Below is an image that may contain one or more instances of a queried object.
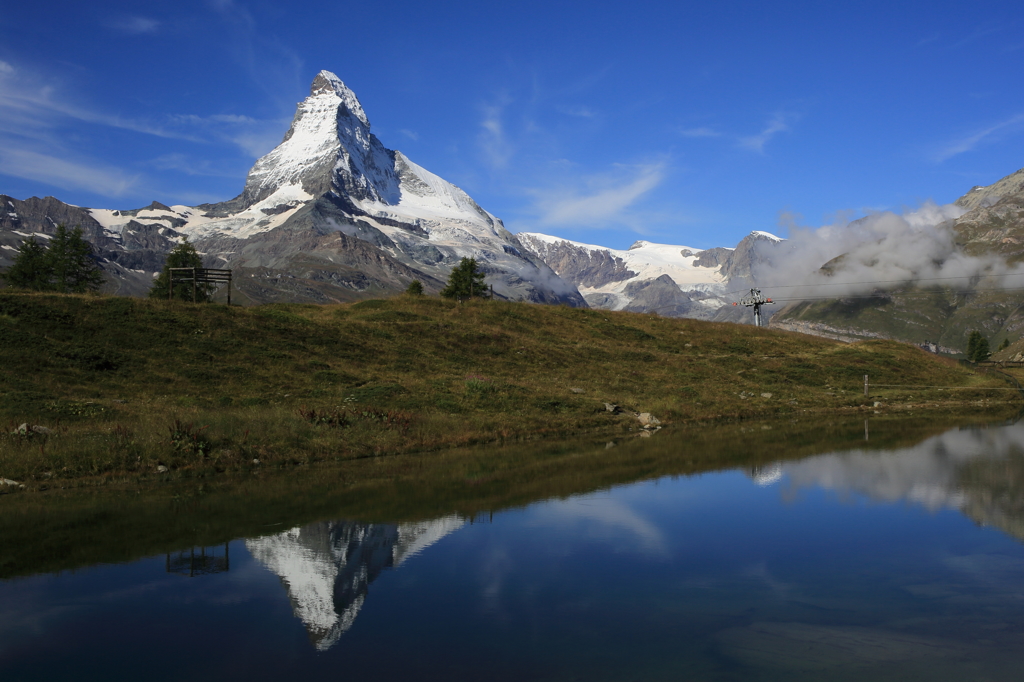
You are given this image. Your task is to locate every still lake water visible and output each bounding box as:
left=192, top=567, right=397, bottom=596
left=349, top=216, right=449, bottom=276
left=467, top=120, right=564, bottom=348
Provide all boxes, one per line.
left=4, top=419, right=1024, bottom=680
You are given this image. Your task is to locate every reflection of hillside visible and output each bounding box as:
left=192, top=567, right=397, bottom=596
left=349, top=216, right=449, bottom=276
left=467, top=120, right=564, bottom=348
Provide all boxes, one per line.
left=775, top=424, right=1024, bottom=544
left=247, top=516, right=463, bottom=650
left=2, top=415, right=1008, bottom=581
left=957, top=447, right=1024, bottom=542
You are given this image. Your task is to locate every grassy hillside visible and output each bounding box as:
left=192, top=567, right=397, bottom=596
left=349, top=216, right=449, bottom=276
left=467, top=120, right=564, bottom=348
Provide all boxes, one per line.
left=773, top=286, right=1024, bottom=352
left=0, top=292, right=1015, bottom=488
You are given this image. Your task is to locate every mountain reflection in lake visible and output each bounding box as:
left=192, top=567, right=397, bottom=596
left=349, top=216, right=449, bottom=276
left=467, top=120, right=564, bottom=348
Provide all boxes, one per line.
left=4, top=419, right=1024, bottom=680
left=245, top=517, right=464, bottom=650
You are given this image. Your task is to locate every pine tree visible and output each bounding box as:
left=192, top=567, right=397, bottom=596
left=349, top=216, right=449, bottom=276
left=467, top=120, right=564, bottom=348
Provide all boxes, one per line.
left=440, top=258, right=486, bottom=300
left=405, top=279, right=424, bottom=295
left=966, top=330, right=990, bottom=362
left=1, top=238, right=53, bottom=290
left=973, top=337, right=991, bottom=362
left=149, top=238, right=215, bottom=302
left=1, top=225, right=102, bottom=293
left=47, top=225, right=104, bottom=293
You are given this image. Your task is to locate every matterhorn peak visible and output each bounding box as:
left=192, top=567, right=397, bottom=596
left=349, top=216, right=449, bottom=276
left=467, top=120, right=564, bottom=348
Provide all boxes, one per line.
left=237, top=69, right=394, bottom=208
left=309, top=70, right=369, bottom=127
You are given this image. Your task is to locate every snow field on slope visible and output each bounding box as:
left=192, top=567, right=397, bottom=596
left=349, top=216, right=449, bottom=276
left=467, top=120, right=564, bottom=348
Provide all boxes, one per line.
left=246, top=92, right=342, bottom=197
left=90, top=185, right=313, bottom=241
left=519, top=233, right=727, bottom=286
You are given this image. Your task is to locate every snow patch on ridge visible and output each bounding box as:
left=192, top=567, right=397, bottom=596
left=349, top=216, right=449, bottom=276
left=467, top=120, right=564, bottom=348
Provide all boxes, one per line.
left=92, top=186, right=312, bottom=240
left=519, top=232, right=729, bottom=311
left=521, top=233, right=725, bottom=287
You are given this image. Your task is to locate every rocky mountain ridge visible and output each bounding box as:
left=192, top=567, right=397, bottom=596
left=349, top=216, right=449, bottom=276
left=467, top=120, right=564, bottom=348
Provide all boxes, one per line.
left=516, top=230, right=786, bottom=322
left=1, top=71, right=584, bottom=306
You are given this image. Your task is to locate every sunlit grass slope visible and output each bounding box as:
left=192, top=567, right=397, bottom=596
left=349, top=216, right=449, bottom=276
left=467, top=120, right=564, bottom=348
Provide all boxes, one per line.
left=0, top=292, right=1013, bottom=487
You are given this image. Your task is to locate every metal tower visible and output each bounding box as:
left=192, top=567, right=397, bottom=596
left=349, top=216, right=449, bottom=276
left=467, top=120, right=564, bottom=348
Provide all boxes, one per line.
left=735, top=288, right=774, bottom=327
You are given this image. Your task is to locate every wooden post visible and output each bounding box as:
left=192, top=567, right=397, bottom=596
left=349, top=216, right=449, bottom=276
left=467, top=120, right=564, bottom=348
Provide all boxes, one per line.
left=864, top=374, right=869, bottom=397
left=192, top=268, right=197, bottom=303
left=227, top=273, right=232, bottom=306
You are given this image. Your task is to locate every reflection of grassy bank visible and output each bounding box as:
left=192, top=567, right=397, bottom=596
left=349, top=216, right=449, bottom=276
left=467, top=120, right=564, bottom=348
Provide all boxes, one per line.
left=0, top=414, right=1007, bottom=580
left=0, top=292, right=1016, bottom=488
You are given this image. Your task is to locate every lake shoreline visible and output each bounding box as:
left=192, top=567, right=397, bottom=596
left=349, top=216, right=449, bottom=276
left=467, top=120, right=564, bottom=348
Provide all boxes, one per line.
left=0, top=411, right=1012, bottom=581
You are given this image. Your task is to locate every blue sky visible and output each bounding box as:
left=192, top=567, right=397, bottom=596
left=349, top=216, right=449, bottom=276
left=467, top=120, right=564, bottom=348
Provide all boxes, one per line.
left=1, top=0, right=1023, bottom=250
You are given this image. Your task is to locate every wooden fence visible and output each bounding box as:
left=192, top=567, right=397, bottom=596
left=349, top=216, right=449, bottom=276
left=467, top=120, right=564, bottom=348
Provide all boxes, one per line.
left=168, top=267, right=232, bottom=304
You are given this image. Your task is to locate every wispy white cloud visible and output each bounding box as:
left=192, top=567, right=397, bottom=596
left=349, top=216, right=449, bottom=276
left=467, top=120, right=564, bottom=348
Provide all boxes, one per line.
left=537, top=497, right=667, bottom=556
left=0, top=146, right=138, bottom=197
left=0, top=65, right=202, bottom=142
left=0, top=62, right=138, bottom=197
left=169, top=113, right=285, bottom=157
left=105, top=16, right=160, bottom=35
left=680, top=126, right=721, bottom=138
left=0, top=58, right=286, bottom=202
left=478, top=95, right=514, bottom=169
left=952, top=25, right=1003, bottom=49
left=556, top=105, right=596, bottom=118
left=179, top=114, right=257, bottom=125
left=530, top=161, right=666, bottom=228
left=398, top=129, right=419, bottom=141
left=738, top=113, right=793, bottom=153
left=148, top=153, right=241, bottom=178
left=932, top=113, right=1024, bottom=162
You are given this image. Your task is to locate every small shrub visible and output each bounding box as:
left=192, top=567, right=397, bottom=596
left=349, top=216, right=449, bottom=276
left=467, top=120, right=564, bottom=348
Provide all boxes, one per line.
left=298, top=406, right=411, bottom=432
left=465, top=374, right=496, bottom=396
left=354, top=408, right=412, bottom=431
left=111, top=424, right=135, bottom=447
left=168, top=419, right=211, bottom=456
left=298, top=406, right=351, bottom=428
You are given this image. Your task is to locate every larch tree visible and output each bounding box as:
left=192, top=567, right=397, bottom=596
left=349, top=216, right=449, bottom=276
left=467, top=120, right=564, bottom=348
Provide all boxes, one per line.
left=440, top=257, right=487, bottom=300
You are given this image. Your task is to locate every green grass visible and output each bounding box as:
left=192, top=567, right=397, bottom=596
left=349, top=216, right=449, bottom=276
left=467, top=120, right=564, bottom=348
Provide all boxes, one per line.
left=0, top=291, right=1016, bottom=488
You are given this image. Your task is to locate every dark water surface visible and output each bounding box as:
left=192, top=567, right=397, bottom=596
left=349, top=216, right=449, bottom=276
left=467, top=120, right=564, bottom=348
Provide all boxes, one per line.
left=4, top=418, right=1024, bottom=680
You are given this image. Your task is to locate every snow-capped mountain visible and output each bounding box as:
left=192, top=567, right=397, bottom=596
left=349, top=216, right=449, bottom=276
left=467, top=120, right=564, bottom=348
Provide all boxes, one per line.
left=1, top=71, right=584, bottom=306
left=247, top=516, right=465, bottom=650
left=517, top=230, right=786, bottom=320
